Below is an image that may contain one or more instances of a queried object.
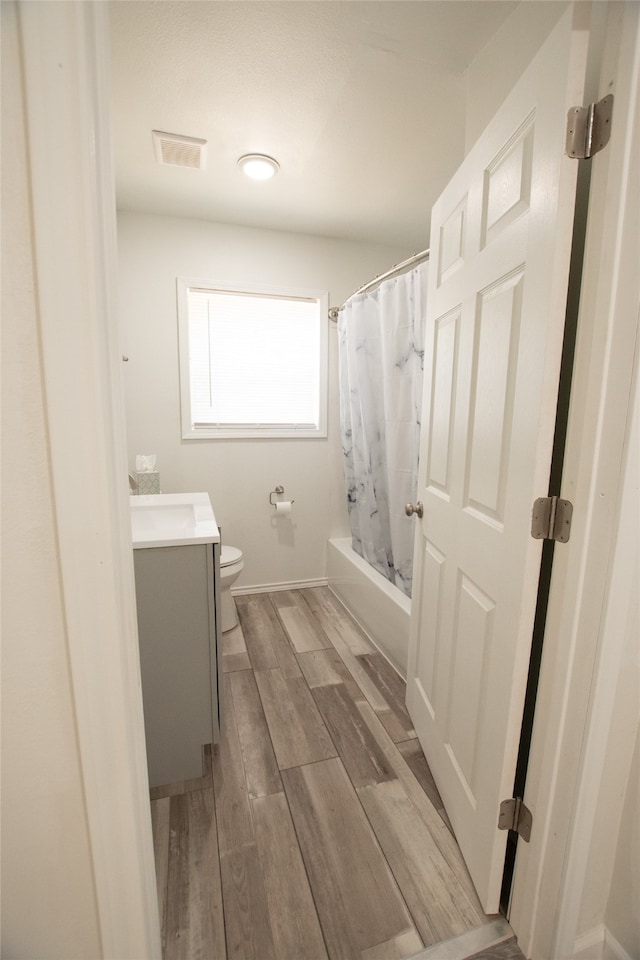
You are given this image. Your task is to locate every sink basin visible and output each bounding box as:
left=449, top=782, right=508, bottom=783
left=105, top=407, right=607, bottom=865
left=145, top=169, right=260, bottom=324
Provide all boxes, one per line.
left=130, top=493, right=219, bottom=549
left=133, top=503, right=196, bottom=532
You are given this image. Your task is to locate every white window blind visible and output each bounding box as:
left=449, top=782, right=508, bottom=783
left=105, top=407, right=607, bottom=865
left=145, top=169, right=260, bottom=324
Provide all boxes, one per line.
left=178, top=279, right=328, bottom=439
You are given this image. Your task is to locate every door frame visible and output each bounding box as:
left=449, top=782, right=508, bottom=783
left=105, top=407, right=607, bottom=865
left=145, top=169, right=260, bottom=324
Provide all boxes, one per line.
left=15, top=2, right=161, bottom=956
left=509, top=3, right=640, bottom=957
left=17, top=1, right=637, bottom=957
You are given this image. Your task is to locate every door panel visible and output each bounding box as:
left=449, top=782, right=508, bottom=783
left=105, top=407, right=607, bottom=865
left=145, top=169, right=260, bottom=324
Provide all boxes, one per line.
left=465, top=268, right=523, bottom=523
left=426, top=308, right=459, bottom=495
left=407, top=4, right=590, bottom=912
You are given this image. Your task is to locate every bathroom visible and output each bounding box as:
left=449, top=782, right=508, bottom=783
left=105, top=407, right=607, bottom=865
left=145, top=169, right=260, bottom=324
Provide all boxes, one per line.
left=116, top=0, right=550, bottom=677
left=3, top=2, right=639, bottom=959
left=113, top=1, right=639, bottom=957
left=114, top=5, right=533, bottom=957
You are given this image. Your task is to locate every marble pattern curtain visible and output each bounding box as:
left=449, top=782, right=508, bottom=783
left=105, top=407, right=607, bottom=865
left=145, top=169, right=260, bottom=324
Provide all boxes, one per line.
left=338, top=261, right=427, bottom=597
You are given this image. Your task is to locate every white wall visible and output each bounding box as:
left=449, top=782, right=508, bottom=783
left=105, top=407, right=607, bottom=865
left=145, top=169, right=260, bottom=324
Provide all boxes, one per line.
left=1, top=4, right=102, bottom=955
left=464, top=0, right=568, bottom=151
left=117, top=211, right=411, bottom=589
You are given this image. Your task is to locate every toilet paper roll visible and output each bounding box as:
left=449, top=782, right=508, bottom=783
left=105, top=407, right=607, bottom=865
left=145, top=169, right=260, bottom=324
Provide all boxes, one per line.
left=275, top=500, right=292, bottom=515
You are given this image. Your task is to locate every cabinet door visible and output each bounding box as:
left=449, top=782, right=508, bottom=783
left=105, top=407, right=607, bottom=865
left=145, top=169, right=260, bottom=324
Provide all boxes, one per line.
left=134, top=544, right=216, bottom=788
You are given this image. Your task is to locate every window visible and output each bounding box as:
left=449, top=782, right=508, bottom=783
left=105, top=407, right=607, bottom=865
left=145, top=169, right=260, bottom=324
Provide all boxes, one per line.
left=177, top=278, right=328, bottom=439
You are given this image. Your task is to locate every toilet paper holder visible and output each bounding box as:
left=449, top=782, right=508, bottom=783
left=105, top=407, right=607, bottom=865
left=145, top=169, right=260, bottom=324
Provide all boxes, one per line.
left=269, top=485, right=295, bottom=507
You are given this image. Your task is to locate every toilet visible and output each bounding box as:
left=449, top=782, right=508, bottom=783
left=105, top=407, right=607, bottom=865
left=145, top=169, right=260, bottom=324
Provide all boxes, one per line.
left=219, top=545, right=244, bottom=632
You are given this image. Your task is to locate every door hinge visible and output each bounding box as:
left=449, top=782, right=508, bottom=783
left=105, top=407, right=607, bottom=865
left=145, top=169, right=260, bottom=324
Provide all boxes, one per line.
left=498, top=797, right=533, bottom=842
left=566, top=95, right=613, bottom=159
left=531, top=496, right=573, bottom=543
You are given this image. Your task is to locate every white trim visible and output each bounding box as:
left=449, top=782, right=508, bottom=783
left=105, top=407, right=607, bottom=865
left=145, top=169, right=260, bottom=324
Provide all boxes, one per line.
left=573, top=926, right=606, bottom=960
left=603, top=929, right=635, bottom=960
left=572, top=925, right=635, bottom=960
left=17, top=3, right=160, bottom=956
left=509, top=4, right=640, bottom=958
left=408, top=918, right=514, bottom=960
left=232, top=577, right=328, bottom=596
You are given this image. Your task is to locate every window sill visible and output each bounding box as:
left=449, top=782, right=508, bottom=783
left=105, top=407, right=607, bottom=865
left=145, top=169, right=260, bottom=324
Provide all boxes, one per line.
left=182, top=426, right=327, bottom=440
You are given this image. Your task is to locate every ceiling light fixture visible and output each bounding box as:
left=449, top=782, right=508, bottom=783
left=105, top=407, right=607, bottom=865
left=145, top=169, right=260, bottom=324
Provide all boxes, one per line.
left=237, top=153, right=280, bottom=181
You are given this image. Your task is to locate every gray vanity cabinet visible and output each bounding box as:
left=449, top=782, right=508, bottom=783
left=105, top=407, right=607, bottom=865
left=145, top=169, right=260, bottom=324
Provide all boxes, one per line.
left=133, top=541, right=220, bottom=788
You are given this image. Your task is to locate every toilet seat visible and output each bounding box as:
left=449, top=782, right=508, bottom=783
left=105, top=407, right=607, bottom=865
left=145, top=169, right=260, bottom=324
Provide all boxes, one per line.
left=220, top=545, right=243, bottom=568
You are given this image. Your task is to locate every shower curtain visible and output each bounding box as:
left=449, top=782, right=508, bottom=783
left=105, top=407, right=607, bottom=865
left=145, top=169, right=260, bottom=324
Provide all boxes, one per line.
left=338, top=261, right=427, bottom=598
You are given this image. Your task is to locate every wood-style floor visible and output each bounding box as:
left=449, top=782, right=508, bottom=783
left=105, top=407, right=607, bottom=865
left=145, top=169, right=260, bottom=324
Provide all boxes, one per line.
left=150, top=586, right=522, bottom=960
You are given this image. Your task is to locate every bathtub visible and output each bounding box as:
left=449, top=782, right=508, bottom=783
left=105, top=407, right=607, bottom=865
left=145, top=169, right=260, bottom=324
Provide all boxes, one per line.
left=327, top=537, right=411, bottom=678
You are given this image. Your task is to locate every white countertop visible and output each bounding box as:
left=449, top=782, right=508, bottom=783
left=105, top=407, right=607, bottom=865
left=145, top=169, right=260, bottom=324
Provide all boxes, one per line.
left=130, top=492, right=220, bottom=549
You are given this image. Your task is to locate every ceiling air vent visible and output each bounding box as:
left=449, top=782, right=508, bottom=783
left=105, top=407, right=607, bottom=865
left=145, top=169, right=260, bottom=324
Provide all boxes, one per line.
left=152, top=130, right=207, bottom=170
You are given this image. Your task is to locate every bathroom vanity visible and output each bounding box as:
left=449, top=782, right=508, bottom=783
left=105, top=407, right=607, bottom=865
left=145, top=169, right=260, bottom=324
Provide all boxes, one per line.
left=130, top=493, right=221, bottom=789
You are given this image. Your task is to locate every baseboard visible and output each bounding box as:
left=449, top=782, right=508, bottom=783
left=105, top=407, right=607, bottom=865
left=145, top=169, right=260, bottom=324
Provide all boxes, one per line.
left=551, top=923, right=635, bottom=960
left=574, top=926, right=606, bottom=960
left=232, top=578, right=408, bottom=680
left=603, top=929, right=635, bottom=960
left=573, top=925, right=634, bottom=960
left=408, top=917, right=514, bottom=959
left=232, top=577, right=328, bottom=596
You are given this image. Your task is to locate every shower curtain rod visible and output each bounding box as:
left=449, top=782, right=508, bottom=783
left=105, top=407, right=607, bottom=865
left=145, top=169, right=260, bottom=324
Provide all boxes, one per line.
left=328, top=247, right=430, bottom=322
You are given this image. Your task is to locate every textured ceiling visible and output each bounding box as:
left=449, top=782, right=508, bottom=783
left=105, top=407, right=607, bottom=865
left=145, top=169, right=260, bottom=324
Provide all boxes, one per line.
left=109, top=1, right=518, bottom=248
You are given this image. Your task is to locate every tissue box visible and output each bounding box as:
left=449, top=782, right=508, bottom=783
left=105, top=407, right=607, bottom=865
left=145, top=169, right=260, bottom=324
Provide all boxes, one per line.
left=136, top=471, right=160, bottom=495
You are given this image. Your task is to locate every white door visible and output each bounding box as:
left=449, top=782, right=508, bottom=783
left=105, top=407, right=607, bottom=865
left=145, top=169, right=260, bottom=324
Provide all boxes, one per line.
left=406, top=5, right=591, bottom=913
